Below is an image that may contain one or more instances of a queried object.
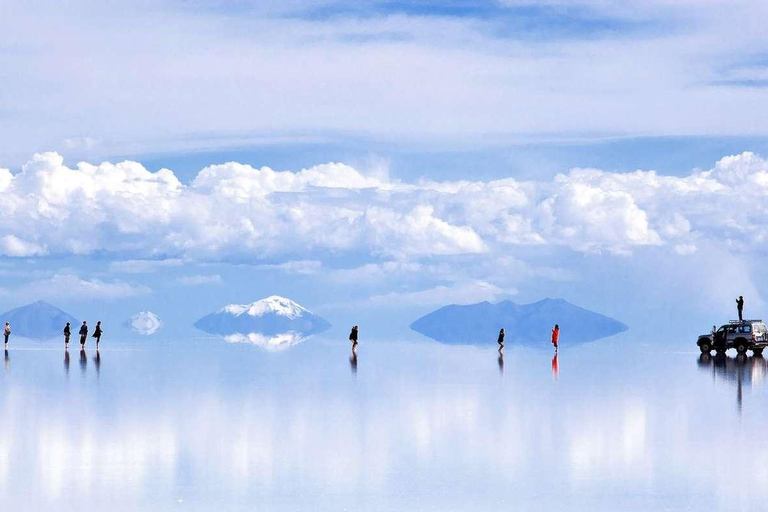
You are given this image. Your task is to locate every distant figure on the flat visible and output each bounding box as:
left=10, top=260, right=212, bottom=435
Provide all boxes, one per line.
left=551, top=324, right=560, bottom=350
left=551, top=351, right=559, bottom=380
left=497, top=328, right=505, bottom=352
left=79, top=321, right=88, bottom=348
left=93, top=321, right=103, bottom=349
left=63, top=322, right=71, bottom=347
left=349, top=325, right=359, bottom=346
left=3, top=322, right=9, bottom=347
left=736, top=296, right=744, bottom=322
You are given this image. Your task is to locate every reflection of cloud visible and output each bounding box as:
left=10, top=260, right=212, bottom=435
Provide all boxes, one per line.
left=222, top=331, right=309, bottom=350
left=128, top=311, right=162, bottom=335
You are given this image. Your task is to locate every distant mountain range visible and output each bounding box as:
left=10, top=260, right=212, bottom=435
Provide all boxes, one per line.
left=194, top=296, right=330, bottom=349
left=0, top=301, right=78, bottom=339
left=410, top=298, right=627, bottom=347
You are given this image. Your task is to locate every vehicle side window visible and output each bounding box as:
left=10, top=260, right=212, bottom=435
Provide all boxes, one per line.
left=743, top=325, right=752, bottom=333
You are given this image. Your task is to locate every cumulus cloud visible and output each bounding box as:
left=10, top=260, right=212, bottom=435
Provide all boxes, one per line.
left=176, top=274, right=222, bottom=286
left=0, top=274, right=150, bottom=300
left=3, top=151, right=768, bottom=261
left=128, top=311, right=162, bottom=335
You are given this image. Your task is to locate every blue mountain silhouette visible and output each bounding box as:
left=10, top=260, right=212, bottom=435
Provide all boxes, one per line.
left=410, top=298, right=627, bottom=346
left=0, top=300, right=79, bottom=339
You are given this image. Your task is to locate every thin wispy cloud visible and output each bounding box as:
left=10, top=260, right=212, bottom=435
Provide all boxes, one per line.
left=2, top=1, right=768, bottom=162
left=176, top=274, right=223, bottom=286
left=0, top=274, right=150, bottom=301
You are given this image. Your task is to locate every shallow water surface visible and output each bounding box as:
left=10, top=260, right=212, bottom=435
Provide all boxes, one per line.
left=0, top=337, right=766, bottom=511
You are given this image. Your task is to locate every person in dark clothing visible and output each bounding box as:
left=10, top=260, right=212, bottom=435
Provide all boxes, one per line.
left=64, top=322, right=71, bottom=347
left=497, top=328, right=505, bottom=352
left=349, top=325, right=359, bottom=346
left=737, top=296, right=744, bottom=322
left=92, top=321, right=103, bottom=349
left=79, top=321, right=88, bottom=348
left=3, top=322, right=9, bottom=347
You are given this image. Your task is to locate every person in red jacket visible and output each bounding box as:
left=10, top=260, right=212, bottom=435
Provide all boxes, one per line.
left=551, top=324, right=560, bottom=350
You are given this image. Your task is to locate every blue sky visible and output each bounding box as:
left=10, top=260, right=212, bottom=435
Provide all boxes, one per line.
left=1, top=0, right=768, bottom=341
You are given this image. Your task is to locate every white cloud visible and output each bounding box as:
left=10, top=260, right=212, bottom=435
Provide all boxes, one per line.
left=356, top=281, right=516, bottom=308
left=2, top=1, right=768, bottom=162
left=128, top=311, right=162, bottom=335
left=3, top=151, right=768, bottom=262
left=254, top=260, right=323, bottom=275
left=110, top=259, right=184, bottom=273
left=0, top=274, right=150, bottom=300
left=176, top=274, right=222, bottom=286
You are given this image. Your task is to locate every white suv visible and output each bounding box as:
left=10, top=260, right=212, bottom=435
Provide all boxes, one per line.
left=698, top=320, right=768, bottom=355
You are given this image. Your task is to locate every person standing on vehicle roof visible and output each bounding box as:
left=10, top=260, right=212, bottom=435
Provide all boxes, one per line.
left=737, top=296, right=744, bottom=322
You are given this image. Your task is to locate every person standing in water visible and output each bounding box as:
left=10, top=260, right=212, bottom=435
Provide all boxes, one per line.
left=497, top=328, right=505, bottom=352
left=92, top=321, right=103, bottom=349
left=63, top=322, right=71, bottom=347
left=551, top=324, right=560, bottom=350
left=736, top=296, right=744, bottom=322
left=349, top=325, right=359, bottom=346
left=3, top=322, right=9, bottom=347
left=79, top=321, right=88, bottom=348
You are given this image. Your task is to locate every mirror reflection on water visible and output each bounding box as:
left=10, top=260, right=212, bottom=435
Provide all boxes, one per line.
left=1, top=336, right=767, bottom=511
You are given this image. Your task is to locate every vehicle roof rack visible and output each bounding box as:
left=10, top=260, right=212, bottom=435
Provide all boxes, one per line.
left=729, top=319, right=763, bottom=324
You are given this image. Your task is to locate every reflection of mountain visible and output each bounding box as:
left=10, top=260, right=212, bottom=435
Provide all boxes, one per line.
left=410, top=298, right=627, bottom=346
left=127, top=311, right=162, bottom=335
left=0, top=301, right=78, bottom=339
left=194, top=296, right=330, bottom=349
left=223, top=332, right=309, bottom=350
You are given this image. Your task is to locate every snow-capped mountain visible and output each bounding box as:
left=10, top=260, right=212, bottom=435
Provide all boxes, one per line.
left=0, top=301, right=79, bottom=339
left=194, top=296, right=330, bottom=345
left=410, top=298, right=627, bottom=347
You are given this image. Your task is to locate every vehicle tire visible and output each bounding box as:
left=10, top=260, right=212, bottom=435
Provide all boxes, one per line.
left=699, top=341, right=712, bottom=353
left=754, top=348, right=764, bottom=356
left=736, top=341, right=749, bottom=355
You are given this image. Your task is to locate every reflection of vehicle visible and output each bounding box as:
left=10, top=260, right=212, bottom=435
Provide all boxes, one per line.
left=697, top=320, right=768, bottom=355
left=697, top=353, right=767, bottom=411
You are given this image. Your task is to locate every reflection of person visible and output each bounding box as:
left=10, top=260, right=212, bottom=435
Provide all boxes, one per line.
left=79, top=321, right=88, bottom=347
left=498, top=351, right=504, bottom=374
left=3, top=322, right=9, bottom=347
left=551, top=324, right=560, bottom=350
left=64, top=322, right=71, bottom=346
left=551, top=351, right=559, bottom=379
left=497, top=328, right=505, bottom=352
left=349, top=345, right=357, bottom=375
left=79, top=349, right=87, bottom=374
left=737, top=296, right=744, bottom=322
left=64, top=348, right=70, bottom=376
left=92, top=321, right=103, bottom=349
left=349, top=325, right=359, bottom=346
